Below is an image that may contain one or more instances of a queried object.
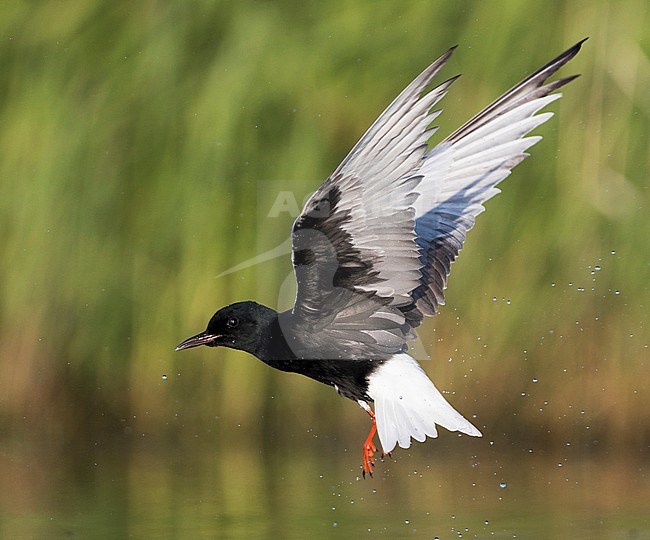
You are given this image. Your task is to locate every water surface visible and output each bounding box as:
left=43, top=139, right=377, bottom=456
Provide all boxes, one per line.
left=2, top=433, right=648, bottom=539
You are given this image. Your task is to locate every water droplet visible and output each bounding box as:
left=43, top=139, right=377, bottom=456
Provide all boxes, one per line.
left=161, top=374, right=167, bottom=380
left=499, top=482, right=507, bottom=489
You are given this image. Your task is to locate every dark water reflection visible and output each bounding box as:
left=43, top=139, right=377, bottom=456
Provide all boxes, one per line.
left=2, top=433, right=648, bottom=539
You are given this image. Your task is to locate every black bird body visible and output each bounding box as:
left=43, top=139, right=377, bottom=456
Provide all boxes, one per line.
left=177, top=40, right=585, bottom=476
left=183, top=301, right=379, bottom=401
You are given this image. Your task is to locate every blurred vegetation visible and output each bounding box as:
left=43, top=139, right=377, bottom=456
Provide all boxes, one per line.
left=0, top=0, right=648, bottom=468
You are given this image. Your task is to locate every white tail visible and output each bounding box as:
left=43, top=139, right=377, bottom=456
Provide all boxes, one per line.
left=367, top=353, right=481, bottom=453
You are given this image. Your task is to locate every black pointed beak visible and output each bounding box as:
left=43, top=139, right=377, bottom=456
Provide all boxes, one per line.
left=175, top=331, right=220, bottom=351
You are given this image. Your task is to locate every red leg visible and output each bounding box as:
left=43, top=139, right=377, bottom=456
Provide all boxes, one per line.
left=362, top=409, right=378, bottom=478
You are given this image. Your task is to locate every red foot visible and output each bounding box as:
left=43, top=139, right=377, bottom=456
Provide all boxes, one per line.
left=361, top=410, right=378, bottom=478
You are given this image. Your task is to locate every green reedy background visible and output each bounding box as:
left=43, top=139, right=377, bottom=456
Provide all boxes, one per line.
left=1, top=1, right=648, bottom=459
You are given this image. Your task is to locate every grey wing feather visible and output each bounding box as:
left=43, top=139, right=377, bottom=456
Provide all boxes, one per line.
left=288, top=49, right=460, bottom=355
left=404, top=39, right=585, bottom=322
left=285, top=40, right=585, bottom=356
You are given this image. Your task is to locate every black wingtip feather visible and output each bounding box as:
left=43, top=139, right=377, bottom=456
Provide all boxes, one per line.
left=425, top=73, right=462, bottom=96
left=545, top=73, right=582, bottom=93
left=442, top=40, right=586, bottom=145
left=557, top=37, right=589, bottom=63
left=532, top=38, right=588, bottom=82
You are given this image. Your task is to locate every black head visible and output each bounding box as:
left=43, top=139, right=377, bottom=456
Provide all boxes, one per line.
left=175, top=301, right=277, bottom=356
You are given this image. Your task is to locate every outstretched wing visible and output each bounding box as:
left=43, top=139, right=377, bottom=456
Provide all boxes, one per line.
left=287, top=49, right=458, bottom=357
left=285, top=40, right=584, bottom=357
left=403, top=39, right=586, bottom=325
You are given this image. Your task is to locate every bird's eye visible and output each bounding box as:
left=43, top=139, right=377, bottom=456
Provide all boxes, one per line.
left=226, top=317, right=239, bottom=328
